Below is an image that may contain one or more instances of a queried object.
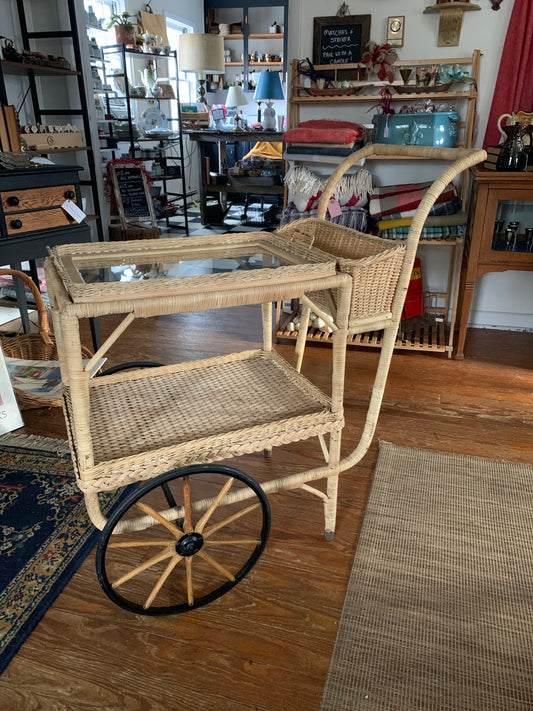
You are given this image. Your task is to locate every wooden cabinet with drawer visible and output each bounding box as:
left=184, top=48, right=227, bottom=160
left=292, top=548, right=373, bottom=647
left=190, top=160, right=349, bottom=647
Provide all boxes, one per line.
left=0, top=164, right=83, bottom=239
left=0, top=164, right=91, bottom=266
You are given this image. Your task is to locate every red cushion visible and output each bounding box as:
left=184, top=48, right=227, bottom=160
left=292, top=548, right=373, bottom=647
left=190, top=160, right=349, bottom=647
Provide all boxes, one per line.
left=297, top=120, right=364, bottom=132
left=283, top=119, right=364, bottom=145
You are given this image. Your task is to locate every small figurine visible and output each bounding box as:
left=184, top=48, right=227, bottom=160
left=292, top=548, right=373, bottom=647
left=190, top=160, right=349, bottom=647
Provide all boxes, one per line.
left=337, top=3, right=350, bottom=17
left=1, top=37, right=23, bottom=63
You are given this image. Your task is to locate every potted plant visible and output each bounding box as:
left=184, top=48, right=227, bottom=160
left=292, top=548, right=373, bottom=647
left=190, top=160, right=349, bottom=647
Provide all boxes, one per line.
left=107, top=11, right=137, bottom=47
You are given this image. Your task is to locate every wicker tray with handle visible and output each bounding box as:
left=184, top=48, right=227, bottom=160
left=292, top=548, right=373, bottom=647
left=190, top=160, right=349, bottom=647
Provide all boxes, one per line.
left=0, top=268, right=92, bottom=410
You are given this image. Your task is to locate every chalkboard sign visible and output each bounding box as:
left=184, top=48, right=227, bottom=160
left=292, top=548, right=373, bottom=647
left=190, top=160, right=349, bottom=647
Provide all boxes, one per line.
left=109, top=162, right=157, bottom=229
left=313, top=15, right=370, bottom=66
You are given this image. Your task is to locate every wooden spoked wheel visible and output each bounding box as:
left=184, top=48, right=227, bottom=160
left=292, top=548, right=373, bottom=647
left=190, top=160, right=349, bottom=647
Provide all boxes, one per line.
left=95, top=465, right=271, bottom=615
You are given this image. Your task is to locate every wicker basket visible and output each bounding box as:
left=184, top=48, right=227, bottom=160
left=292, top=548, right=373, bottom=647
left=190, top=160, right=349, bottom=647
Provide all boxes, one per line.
left=276, top=216, right=406, bottom=326
left=109, top=224, right=162, bottom=241
left=0, top=268, right=92, bottom=410
left=277, top=144, right=490, bottom=333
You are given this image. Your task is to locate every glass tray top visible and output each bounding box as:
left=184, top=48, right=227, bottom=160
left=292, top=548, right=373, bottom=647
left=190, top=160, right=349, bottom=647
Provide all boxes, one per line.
left=76, top=250, right=293, bottom=286
left=48, top=234, right=338, bottom=303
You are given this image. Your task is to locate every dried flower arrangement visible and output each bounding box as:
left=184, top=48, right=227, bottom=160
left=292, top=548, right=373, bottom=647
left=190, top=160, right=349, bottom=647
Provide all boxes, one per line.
left=361, top=41, right=398, bottom=83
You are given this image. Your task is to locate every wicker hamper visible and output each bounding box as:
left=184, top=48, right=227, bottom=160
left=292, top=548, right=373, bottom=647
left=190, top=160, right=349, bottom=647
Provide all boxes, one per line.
left=0, top=268, right=92, bottom=410
left=109, top=223, right=162, bottom=241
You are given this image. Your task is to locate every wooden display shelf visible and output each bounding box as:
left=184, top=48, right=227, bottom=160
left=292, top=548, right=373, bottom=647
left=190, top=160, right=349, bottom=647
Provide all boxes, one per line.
left=1, top=59, right=80, bottom=76
left=276, top=307, right=449, bottom=354
left=221, top=33, right=284, bottom=40
left=30, top=146, right=89, bottom=155
left=291, top=90, right=473, bottom=103
left=206, top=183, right=284, bottom=196
left=225, top=61, right=282, bottom=67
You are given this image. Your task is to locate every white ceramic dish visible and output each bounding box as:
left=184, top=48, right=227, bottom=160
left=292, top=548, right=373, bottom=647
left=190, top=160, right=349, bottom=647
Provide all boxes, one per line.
left=140, top=107, right=167, bottom=132
left=145, top=128, right=174, bottom=138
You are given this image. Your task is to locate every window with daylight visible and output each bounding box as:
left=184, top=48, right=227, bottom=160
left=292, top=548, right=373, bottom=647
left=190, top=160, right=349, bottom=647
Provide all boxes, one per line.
left=164, top=16, right=196, bottom=107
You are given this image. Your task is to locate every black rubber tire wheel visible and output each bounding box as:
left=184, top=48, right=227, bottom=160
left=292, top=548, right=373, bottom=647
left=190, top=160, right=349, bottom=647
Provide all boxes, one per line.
left=95, top=464, right=270, bottom=615
left=96, top=361, right=163, bottom=377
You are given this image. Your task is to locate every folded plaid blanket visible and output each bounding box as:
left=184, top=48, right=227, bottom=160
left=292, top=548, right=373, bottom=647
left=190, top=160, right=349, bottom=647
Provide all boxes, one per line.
left=369, top=181, right=459, bottom=218
left=371, top=180, right=434, bottom=198
left=377, top=211, right=466, bottom=231
left=375, top=198, right=463, bottom=221
left=380, top=225, right=465, bottom=240
left=281, top=203, right=368, bottom=232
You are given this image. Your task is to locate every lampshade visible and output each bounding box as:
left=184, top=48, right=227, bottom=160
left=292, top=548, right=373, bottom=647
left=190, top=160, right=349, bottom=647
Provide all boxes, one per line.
left=225, top=85, right=249, bottom=108
left=178, top=33, right=225, bottom=74
left=253, top=70, right=284, bottom=101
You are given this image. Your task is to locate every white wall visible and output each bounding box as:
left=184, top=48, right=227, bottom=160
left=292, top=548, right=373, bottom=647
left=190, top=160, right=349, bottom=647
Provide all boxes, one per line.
left=286, top=0, right=533, bottom=332
left=136, top=0, right=204, bottom=33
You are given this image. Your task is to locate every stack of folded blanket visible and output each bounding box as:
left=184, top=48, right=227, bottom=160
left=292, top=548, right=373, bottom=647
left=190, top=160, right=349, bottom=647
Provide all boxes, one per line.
left=281, top=163, right=372, bottom=231
left=369, top=180, right=465, bottom=240
left=283, top=119, right=365, bottom=158
left=280, top=203, right=369, bottom=232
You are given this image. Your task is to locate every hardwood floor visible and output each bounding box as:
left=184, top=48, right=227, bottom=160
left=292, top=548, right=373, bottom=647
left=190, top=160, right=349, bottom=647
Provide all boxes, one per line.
left=0, top=309, right=531, bottom=711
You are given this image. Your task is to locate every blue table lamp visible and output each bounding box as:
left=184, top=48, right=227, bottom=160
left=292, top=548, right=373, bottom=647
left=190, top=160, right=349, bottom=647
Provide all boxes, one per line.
left=253, top=70, right=284, bottom=130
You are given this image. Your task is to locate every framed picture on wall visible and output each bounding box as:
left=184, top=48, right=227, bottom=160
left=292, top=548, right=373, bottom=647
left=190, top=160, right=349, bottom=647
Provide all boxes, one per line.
left=313, top=15, right=371, bottom=65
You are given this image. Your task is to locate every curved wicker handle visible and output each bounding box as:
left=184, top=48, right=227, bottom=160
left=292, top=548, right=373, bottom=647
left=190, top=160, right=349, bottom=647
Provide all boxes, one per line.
left=0, top=268, right=53, bottom=345
left=316, top=144, right=487, bottom=220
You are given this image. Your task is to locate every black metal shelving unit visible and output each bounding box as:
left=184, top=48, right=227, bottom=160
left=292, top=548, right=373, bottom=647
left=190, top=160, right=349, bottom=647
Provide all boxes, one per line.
left=100, top=44, right=189, bottom=234
left=0, top=0, right=105, bottom=242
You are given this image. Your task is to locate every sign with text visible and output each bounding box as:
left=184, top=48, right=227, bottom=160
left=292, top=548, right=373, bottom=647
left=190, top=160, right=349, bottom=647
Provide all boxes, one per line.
left=313, top=15, right=371, bottom=66
left=109, top=162, right=157, bottom=229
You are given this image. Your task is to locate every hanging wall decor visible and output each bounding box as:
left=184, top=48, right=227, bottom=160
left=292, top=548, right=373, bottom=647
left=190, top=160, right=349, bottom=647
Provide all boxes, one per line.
left=423, top=2, right=481, bottom=47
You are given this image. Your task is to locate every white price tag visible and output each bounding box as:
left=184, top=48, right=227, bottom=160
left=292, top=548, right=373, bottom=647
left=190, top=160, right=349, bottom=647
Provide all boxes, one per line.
left=62, top=199, right=86, bottom=223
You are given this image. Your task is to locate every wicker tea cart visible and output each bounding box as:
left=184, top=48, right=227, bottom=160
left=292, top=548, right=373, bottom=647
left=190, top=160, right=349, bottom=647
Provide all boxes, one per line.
left=44, top=145, right=485, bottom=615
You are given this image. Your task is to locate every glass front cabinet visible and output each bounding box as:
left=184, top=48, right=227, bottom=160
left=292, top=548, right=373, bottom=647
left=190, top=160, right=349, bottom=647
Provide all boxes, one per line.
left=455, top=167, right=533, bottom=358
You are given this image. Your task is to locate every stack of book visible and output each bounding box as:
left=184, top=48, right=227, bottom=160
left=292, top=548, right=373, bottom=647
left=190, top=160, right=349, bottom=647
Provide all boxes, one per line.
left=484, top=145, right=532, bottom=171
left=484, top=146, right=500, bottom=170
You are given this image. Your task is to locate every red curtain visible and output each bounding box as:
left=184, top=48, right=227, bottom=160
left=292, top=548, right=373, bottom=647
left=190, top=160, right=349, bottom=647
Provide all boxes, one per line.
left=483, top=0, right=533, bottom=148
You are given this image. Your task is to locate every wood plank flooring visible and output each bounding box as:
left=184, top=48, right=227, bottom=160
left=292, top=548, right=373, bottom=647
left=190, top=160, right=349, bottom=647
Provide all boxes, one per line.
left=1, top=308, right=531, bottom=710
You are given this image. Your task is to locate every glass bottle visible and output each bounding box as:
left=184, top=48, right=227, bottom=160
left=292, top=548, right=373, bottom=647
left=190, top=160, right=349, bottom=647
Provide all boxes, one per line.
left=496, top=124, right=528, bottom=171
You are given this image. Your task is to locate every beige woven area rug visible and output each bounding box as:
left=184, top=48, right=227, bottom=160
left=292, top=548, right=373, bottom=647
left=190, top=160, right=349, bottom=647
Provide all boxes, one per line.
left=321, top=441, right=533, bottom=711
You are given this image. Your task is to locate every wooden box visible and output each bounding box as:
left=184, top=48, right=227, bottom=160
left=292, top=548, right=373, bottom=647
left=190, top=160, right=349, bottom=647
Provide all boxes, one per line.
left=24, top=132, right=84, bottom=152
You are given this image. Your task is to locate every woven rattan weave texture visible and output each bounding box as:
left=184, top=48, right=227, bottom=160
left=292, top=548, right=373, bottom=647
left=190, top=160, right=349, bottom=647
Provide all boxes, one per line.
left=45, top=144, right=487, bottom=537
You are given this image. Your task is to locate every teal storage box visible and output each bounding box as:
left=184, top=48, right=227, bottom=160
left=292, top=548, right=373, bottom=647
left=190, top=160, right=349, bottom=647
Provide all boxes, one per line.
left=372, top=111, right=460, bottom=148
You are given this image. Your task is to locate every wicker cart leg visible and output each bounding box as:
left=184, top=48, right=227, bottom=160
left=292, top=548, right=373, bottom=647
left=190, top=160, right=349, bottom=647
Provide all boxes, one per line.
left=323, top=428, right=342, bottom=540
left=261, top=302, right=274, bottom=458
left=261, top=302, right=273, bottom=351
left=294, top=303, right=311, bottom=373
left=324, top=473, right=339, bottom=541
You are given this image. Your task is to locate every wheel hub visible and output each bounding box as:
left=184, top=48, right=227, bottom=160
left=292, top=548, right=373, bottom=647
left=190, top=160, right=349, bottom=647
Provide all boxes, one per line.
left=176, top=531, right=204, bottom=557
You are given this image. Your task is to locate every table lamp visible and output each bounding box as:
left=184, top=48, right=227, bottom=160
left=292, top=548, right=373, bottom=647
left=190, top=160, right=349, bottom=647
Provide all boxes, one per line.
left=225, top=85, right=248, bottom=131
left=253, top=70, right=284, bottom=130
left=178, top=33, right=225, bottom=108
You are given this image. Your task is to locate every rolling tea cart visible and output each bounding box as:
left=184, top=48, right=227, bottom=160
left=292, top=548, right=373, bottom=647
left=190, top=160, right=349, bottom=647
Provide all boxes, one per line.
left=44, top=144, right=485, bottom=615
